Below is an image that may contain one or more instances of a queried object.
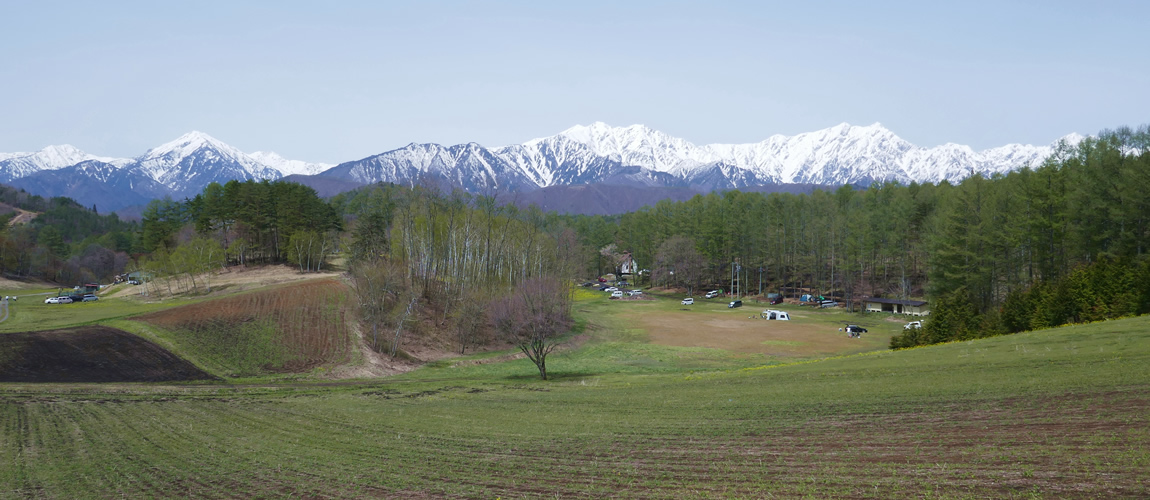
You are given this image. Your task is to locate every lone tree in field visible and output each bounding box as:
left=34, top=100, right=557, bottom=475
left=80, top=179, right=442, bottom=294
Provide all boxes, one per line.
left=490, top=277, right=572, bottom=380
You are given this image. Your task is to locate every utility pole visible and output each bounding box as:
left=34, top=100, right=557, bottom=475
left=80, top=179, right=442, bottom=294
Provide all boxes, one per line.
left=729, top=262, right=735, bottom=298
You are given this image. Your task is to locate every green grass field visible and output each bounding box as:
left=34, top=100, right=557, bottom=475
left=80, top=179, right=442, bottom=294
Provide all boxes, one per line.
left=1, top=277, right=1147, bottom=497
left=0, top=285, right=196, bottom=334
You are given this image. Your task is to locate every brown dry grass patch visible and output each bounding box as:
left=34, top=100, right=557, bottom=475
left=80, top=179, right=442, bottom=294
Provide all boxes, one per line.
left=132, top=279, right=356, bottom=376
left=639, top=313, right=867, bottom=357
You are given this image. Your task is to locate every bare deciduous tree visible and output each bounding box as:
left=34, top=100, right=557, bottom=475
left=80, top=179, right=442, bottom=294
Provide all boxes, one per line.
left=489, top=277, right=572, bottom=380
left=450, top=289, right=489, bottom=354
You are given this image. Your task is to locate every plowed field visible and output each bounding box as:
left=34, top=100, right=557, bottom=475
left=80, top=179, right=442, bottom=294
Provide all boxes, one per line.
left=0, top=326, right=215, bottom=382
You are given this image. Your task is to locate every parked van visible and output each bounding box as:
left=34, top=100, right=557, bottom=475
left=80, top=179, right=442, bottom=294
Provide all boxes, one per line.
left=610, top=291, right=624, bottom=299
left=727, top=300, right=743, bottom=308
left=761, top=309, right=790, bottom=320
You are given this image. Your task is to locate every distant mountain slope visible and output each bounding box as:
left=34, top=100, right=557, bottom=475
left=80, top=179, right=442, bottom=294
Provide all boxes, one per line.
left=510, top=182, right=835, bottom=215
left=512, top=184, right=702, bottom=215
left=279, top=174, right=364, bottom=198
left=9, top=160, right=170, bottom=212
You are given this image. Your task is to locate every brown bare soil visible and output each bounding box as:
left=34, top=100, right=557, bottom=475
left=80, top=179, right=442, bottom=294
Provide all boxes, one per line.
left=639, top=312, right=863, bottom=356
left=5, top=208, right=38, bottom=226
left=106, top=264, right=342, bottom=300
left=0, top=326, right=216, bottom=382
left=0, top=275, right=55, bottom=290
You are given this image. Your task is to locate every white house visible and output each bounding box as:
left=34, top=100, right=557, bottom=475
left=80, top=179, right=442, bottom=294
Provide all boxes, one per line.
left=863, top=297, right=930, bottom=316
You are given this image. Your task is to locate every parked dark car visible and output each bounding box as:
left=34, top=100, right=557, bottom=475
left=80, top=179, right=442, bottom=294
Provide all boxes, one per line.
left=728, top=300, right=743, bottom=308
left=845, top=325, right=867, bottom=338
left=767, top=293, right=783, bottom=305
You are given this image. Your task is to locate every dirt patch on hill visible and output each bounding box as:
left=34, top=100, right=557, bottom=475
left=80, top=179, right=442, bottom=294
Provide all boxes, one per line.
left=6, top=208, right=38, bottom=226
left=638, top=313, right=862, bottom=356
left=0, top=326, right=216, bottom=382
left=106, top=264, right=342, bottom=300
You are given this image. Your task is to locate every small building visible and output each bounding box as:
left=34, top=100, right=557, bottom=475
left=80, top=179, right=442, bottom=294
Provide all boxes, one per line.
left=618, top=252, right=638, bottom=276
left=863, top=297, right=930, bottom=316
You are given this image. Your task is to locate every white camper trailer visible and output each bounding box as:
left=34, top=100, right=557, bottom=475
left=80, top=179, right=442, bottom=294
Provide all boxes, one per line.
left=761, top=309, right=790, bottom=320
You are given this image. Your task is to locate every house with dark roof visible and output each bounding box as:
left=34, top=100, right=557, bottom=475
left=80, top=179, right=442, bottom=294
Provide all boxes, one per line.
left=862, top=297, right=930, bottom=316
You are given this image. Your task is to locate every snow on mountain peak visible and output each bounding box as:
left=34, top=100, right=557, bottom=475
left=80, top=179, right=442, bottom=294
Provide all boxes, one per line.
left=145, top=130, right=236, bottom=158
left=248, top=151, right=334, bottom=176
left=513, top=121, right=1077, bottom=186
left=0, top=144, right=131, bottom=182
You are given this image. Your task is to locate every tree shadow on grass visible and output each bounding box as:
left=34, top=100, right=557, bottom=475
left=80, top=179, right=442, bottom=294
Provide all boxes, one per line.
left=501, top=371, right=600, bottom=382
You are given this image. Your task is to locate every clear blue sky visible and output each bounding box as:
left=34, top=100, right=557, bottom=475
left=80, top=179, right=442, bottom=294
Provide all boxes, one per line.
left=1, top=1, right=1147, bottom=162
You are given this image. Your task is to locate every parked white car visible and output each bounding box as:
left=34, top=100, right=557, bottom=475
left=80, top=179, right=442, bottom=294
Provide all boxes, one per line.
left=705, top=290, right=721, bottom=299
left=604, top=287, right=619, bottom=292
left=904, top=320, right=923, bottom=329
left=628, top=290, right=643, bottom=297
left=681, top=297, right=694, bottom=305
left=45, top=296, right=61, bottom=304
left=610, top=291, right=625, bottom=299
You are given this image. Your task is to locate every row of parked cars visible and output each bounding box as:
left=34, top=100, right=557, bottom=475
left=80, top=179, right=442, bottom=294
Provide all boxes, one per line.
left=593, top=282, right=644, bottom=299
left=680, top=290, right=727, bottom=306
left=45, top=294, right=98, bottom=304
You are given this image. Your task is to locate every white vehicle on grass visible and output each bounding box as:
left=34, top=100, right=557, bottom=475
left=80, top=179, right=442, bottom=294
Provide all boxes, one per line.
left=904, top=320, right=923, bottom=329
left=610, top=291, right=624, bottom=299
left=681, top=297, right=694, bottom=305
left=761, top=309, right=790, bottom=320
left=705, top=290, right=721, bottom=299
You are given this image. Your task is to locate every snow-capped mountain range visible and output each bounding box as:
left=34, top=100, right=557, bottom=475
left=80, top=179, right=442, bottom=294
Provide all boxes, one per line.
left=0, top=123, right=1081, bottom=212
left=321, top=122, right=1083, bottom=191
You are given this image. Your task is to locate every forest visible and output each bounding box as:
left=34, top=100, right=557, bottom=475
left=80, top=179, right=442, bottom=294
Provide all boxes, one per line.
left=0, top=124, right=1146, bottom=353
left=0, top=186, right=137, bottom=284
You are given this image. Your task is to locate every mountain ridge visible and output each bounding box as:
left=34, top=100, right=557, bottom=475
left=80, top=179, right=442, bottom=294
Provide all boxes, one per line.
left=0, top=123, right=1082, bottom=213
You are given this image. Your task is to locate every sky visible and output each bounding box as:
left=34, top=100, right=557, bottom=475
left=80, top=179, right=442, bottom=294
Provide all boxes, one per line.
left=1, top=1, right=1147, bottom=163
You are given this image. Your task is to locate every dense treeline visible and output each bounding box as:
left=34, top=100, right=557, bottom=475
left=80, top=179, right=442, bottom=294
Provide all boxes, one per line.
left=559, top=180, right=940, bottom=301
left=890, top=126, right=1150, bottom=347
left=334, top=184, right=578, bottom=369
left=130, top=180, right=342, bottom=297
left=141, top=179, right=342, bottom=265
left=0, top=185, right=137, bottom=283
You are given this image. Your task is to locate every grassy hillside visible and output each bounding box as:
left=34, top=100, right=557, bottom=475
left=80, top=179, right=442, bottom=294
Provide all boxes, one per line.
left=127, top=279, right=358, bottom=378
left=1, top=314, right=1146, bottom=498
